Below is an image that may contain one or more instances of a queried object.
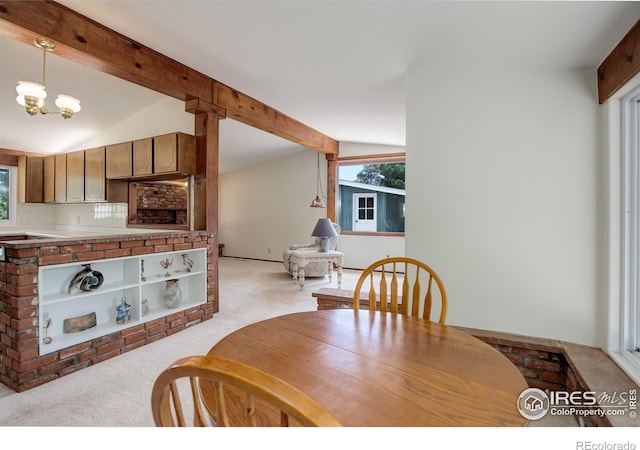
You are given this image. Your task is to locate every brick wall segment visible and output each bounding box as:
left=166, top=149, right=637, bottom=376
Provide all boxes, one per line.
left=0, top=230, right=215, bottom=392
left=92, top=242, right=121, bottom=251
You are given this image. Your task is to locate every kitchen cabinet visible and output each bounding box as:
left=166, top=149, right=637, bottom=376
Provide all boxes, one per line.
left=38, top=247, right=207, bottom=355
left=105, top=142, right=132, bottom=178
left=85, top=147, right=106, bottom=202
left=43, top=153, right=67, bottom=203
left=153, top=132, right=196, bottom=175
left=43, top=155, right=55, bottom=203
left=66, top=150, right=85, bottom=202
left=133, top=137, right=153, bottom=176
left=17, top=155, right=44, bottom=203
left=44, top=152, right=103, bottom=204
left=54, top=153, right=67, bottom=203
left=104, top=133, right=195, bottom=180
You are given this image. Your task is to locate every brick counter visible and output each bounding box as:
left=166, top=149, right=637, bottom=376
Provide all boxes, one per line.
left=0, top=230, right=217, bottom=392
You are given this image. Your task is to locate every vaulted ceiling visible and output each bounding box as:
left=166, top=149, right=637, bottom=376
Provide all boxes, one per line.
left=1, top=1, right=639, bottom=173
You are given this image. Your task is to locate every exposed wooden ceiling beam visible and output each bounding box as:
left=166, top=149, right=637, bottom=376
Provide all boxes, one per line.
left=0, top=0, right=338, bottom=154
left=214, top=83, right=339, bottom=154
left=598, top=19, right=640, bottom=104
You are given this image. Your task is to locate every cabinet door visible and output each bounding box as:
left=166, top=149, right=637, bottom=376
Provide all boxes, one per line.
left=43, top=155, right=55, bottom=203
left=153, top=132, right=196, bottom=175
left=85, top=147, right=106, bottom=202
left=106, top=142, right=132, bottom=178
left=18, top=155, right=44, bottom=203
left=44, top=154, right=67, bottom=203
left=133, top=137, right=153, bottom=176
left=66, top=150, right=85, bottom=202
left=54, top=153, right=67, bottom=203
left=153, top=133, right=178, bottom=173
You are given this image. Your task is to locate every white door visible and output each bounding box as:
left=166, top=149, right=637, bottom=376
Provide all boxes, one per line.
left=353, top=193, right=377, bottom=231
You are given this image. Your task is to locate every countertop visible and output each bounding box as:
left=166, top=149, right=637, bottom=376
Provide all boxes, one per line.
left=0, top=225, right=211, bottom=248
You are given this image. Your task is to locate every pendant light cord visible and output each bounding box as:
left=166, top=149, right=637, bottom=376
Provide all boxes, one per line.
left=316, top=152, right=326, bottom=199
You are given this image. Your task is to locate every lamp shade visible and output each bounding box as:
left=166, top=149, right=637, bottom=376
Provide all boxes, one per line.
left=16, top=81, right=46, bottom=107
left=310, top=195, right=325, bottom=208
left=311, top=218, right=338, bottom=238
left=55, top=94, right=81, bottom=113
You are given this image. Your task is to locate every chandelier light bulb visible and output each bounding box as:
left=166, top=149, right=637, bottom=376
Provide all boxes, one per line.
left=16, top=80, right=47, bottom=105
left=55, top=94, right=81, bottom=118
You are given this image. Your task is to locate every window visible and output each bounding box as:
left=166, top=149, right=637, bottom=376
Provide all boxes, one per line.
left=0, top=165, right=17, bottom=224
left=607, top=81, right=640, bottom=386
left=621, top=90, right=640, bottom=364
left=337, top=154, right=405, bottom=234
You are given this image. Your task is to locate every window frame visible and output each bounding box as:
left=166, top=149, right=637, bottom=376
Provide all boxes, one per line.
left=336, top=153, right=405, bottom=236
left=0, top=164, right=17, bottom=225
left=605, top=76, right=640, bottom=386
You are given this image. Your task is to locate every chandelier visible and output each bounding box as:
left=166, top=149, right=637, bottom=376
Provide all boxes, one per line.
left=16, top=39, right=81, bottom=119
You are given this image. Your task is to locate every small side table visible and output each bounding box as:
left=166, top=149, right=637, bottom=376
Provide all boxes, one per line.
left=290, top=249, right=344, bottom=290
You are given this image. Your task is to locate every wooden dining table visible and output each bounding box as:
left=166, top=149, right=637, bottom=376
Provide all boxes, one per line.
left=203, top=309, right=529, bottom=427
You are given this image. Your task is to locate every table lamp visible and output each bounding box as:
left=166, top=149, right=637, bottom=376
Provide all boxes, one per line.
left=311, top=218, right=338, bottom=252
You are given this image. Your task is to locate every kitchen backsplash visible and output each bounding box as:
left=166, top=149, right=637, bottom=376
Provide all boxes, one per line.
left=15, top=203, right=128, bottom=228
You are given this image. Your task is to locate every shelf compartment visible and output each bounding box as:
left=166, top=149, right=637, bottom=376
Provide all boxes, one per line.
left=38, top=248, right=207, bottom=356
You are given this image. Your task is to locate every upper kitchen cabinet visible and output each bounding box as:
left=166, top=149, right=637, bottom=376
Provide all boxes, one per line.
left=66, top=150, right=85, bottom=202
left=153, top=132, right=196, bottom=176
left=17, top=155, right=44, bottom=203
left=105, top=142, right=133, bottom=178
left=43, top=153, right=68, bottom=203
left=105, top=133, right=195, bottom=180
left=133, top=137, right=153, bottom=176
left=85, top=147, right=107, bottom=202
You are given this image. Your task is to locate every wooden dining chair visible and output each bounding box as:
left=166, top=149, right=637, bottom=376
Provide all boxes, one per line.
left=151, top=354, right=341, bottom=427
left=353, top=256, right=448, bottom=323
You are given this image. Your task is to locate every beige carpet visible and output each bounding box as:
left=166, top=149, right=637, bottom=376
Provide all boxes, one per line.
left=0, top=257, right=575, bottom=428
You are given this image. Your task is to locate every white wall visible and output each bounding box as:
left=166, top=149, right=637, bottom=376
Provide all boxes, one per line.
left=218, top=142, right=406, bottom=269
left=406, top=69, right=599, bottom=346
left=219, top=149, right=326, bottom=262
left=68, top=97, right=193, bottom=151
left=16, top=202, right=128, bottom=228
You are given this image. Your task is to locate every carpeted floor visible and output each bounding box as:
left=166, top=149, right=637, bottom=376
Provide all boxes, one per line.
left=0, top=257, right=576, bottom=427
left=0, top=257, right=364, bottom=426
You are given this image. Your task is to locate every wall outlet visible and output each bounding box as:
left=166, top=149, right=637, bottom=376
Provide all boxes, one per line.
left=76, top=215, right=80, bottom=224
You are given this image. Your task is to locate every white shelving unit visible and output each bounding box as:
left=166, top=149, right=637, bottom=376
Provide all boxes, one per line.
left=38, top=247, right=207, bottom=355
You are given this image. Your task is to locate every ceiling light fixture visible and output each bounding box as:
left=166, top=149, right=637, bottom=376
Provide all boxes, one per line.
left=16, top=39, right=81, bottom=119
left=310, top=152, right=326, bottom=208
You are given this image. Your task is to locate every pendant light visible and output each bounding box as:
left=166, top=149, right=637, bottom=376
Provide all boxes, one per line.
left=16, top=39, right=81, bottom=119
left=310, top=152, right=326, bottom=208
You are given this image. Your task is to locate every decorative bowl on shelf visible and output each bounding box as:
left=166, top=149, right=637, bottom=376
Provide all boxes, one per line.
left=68, top=264, right=104, bottom=295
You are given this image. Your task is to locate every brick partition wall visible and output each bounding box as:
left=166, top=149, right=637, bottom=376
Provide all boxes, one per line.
left=0, top=231, right=217, bottom=392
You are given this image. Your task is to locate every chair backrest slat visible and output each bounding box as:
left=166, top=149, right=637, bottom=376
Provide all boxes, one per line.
left=190, top=377, right=209, bottom=426
left=390, top=264, right=399, bottom=314
left=353, top=257, right=447, bottom=324
left=423, top=276, right=434, bottom=321
left=410, top=266, right=421, bottom=317
left=379, top=265, right=388, bottom=312
left=169, top=380, right=186, bottom=426
left=368, top=275, right=377, bottom=311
